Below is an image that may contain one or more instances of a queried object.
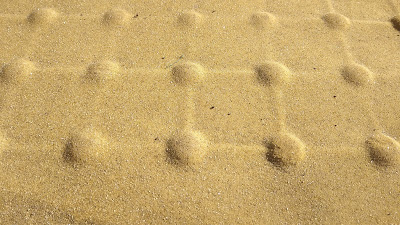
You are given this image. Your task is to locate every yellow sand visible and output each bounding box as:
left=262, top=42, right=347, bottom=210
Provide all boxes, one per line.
left=1, top=0, right=400, bottom=224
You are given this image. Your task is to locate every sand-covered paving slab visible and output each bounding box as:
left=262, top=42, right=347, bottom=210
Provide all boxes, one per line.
left=0, top=0, right=400, bottom=224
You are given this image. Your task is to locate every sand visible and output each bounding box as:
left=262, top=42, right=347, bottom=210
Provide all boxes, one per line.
left=0, top=0, right=400, bottom=224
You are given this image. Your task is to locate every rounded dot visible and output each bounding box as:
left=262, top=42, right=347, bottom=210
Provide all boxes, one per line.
left=322, top=13, right=351, bottom=30
left=85, top=60, right=120, bottom=83
left=0, top=59, right=36, bottom=83
left=63, top=128, right=110, bottom=165
left=27, top=8, right=59, bottom=26
left=166, top=129, right=208, bottom=166
left=341, top=63, right=373, bottom=86
left=103, top=8, right=131, bottom=26
left=366, top=131, right=400, bottom=167
left=255, top=61, right=291, bottom=86
left=391, top=16, right=400, bottom=32
left=177, top=11, right=204, bottom=27
left=171, top=62, right=205, bottom=85
left=264, top=132, right=306, bottom=167
left=250, top=12, right=277, bottom=29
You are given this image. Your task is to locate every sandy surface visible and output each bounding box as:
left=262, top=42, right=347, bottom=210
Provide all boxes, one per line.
left=0, top=0, right=400, bottom=224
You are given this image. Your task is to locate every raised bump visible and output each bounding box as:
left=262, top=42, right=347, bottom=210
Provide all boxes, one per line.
left=341, top=63, right=373, bottom=86
left=0, top=59, right=36, bottom=83
left=166, top=129, right=208, bottom=166
left=84, top=60, right=120, bottom=83
left=255, top=61, right=291, bottom=86
left=250, top=12, right=277, bottom=29
left=63, top=128, right=110, bottom=165
left=177, top=10, right=204, bottom=27
left=322, top=12, right=351, bottom=30
left=103, top=8, right=131, bottom=26
left=171, top=62, right=205, bottom=85
left=27, top=8, right=59, bottom=26
left=366, top=131, right=400, bottom=167
left=264, top=132, right=306, bottom=167
left=391, top=16, right=400, bottom=32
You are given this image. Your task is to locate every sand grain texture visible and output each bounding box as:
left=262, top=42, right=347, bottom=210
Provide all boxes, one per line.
left=0, top=0, right=400, bottom=224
